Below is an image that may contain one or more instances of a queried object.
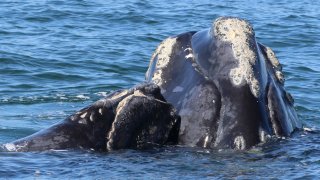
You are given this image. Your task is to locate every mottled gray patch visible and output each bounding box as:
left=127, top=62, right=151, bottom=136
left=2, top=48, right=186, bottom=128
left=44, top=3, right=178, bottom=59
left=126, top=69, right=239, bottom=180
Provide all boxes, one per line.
left=178, top=84, right=217, bottom=146
left=172, top=86, right=184, bottom=93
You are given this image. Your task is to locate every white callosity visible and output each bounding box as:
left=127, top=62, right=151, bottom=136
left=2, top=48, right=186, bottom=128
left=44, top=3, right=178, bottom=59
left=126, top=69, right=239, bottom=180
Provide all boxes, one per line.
left=259, top=127, right=272, bottom=143
left=184, top=47, right=194, bottom=59
left=149, top=37, right=177, bottom=86
left=80, top=112, right=87, bottom=119
left=265, top=46, right=280, bottom=68
left=110, top=90, right=129, bottom=100
left=90, top=113, right=94, bottom=122
left=265, top=46, right=285, bottom=84
left=213, top=17, right=260, bottom=97
left=275, top=71, right=285, bottom=84
left=234, top=135, right=246, bottom=150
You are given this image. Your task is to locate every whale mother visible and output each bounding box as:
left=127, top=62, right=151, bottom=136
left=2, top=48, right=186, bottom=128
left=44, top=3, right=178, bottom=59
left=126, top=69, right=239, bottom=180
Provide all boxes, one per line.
left=3, top=17, right=302, bottom=151
left=146, top=17, right=302, bottom=149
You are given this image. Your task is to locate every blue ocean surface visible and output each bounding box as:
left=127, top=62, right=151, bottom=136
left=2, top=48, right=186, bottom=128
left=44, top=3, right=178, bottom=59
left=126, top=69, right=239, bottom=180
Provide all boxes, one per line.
left=0, top=0, right=319, bottom=179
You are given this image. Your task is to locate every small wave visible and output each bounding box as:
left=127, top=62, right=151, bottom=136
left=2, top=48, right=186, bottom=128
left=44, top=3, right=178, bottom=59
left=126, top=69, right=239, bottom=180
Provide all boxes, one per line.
left=95, top=92, right=109, bottom=97
left=75, top=95, right=90, bottom=100
left=32, top=72, right=90, bottom=81
left=0, top=93, right=93, bottom=105
left=0, top=145, right=7, bottom=152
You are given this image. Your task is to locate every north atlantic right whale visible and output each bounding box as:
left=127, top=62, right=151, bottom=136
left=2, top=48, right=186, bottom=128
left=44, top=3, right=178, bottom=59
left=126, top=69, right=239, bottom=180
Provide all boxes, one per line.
left=2, top=17, right=302, bottom=151
left=146, top=17, right=302, bottom=149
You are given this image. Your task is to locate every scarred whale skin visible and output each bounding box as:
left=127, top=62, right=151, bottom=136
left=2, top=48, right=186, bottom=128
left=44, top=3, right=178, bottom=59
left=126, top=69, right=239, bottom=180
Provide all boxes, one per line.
left=3, top=84, right=180, bottom=151
left=146, top=17, right=301, bottom=150
left=2, top=17, right=301, bottom=151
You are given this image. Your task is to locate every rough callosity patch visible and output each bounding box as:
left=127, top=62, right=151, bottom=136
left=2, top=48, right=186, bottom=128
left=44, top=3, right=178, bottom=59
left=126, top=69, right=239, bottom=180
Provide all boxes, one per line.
left=264, top=46, right=285, bottom=83
left=259, top=127, right=271, bottom=143
left=107, top=94, right=136, bottom=150
left=275, top=71, right=285, bottom=84
left=149, top=37, right=177, bottom=86
left=213, top=17, right=260, bottom=97
left=133, top=90, right=146, bottom=97
left=234, top=135, right=246, bottom=150
left=265, top=46, right=280, bottom=68
left=114, top=90, right=152, bottom=117
left=115, top=94, right=135, bottom=115
left=184, top=47, right=194, bottom=59
left=110, top=90, right=129, bottom=100
left=114, top=89, right=165, bottom=116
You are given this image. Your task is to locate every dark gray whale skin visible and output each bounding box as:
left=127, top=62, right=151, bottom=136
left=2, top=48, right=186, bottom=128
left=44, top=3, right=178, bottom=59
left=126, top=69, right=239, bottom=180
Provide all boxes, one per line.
left=2, top=17, right=301, bottom=151
left=3, top=84, right=180, bottom=151
left=146, top=17, right=301, bottom=149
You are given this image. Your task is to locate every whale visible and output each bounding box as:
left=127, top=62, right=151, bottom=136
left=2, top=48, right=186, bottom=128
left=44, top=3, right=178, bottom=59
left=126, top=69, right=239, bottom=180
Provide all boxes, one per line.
left=4, top=84, right=180, bottom=151
left=146, top=17, right=301, bottom=149
left=2, top=17, right=301, bottom=151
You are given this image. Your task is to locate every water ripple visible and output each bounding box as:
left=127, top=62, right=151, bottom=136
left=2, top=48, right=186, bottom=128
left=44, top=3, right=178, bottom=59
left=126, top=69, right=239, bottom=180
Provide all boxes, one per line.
left=0, top=0, right=319, bottom=179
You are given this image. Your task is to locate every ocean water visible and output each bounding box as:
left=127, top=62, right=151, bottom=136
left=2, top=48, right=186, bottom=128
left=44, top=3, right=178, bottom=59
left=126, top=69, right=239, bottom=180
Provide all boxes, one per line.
left=0, top=0, right=319, bottom=179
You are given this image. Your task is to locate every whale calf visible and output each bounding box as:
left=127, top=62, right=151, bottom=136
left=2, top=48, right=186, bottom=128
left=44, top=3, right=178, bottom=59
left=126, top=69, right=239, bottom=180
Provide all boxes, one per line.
left=3, top=17, right=301, bottom=151
left=4, top=84, right=180, bottom=151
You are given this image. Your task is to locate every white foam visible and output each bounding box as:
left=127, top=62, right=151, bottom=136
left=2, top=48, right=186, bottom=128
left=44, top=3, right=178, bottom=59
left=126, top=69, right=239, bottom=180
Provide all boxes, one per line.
left=96, top=92, right=109, bottom=97
left=76, top=95, right=90, bottom=100
left=4, top=143, right=17, bottom=151
left=303, top=127, right=314, bottom=132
